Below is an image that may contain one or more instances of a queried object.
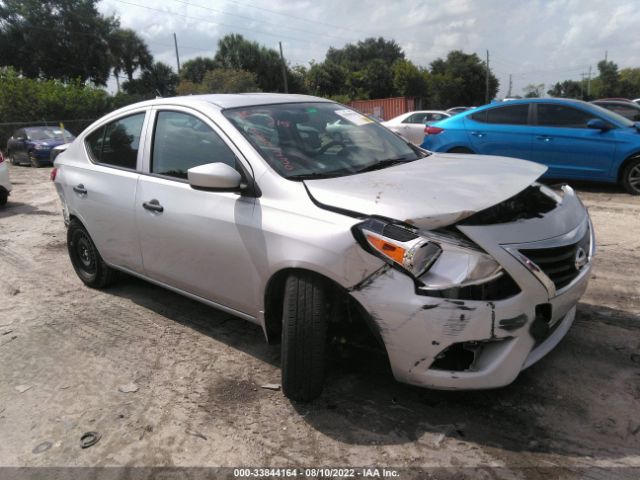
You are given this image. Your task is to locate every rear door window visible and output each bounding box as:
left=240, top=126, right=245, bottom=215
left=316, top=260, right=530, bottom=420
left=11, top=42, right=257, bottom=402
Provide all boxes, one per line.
left=483, top=104, right=529, bottom=125
left=85, top=113, right=145, bottom=169
left=537, top=104, right=595, bottom=128
left=151, top=111, right=238, bottom=179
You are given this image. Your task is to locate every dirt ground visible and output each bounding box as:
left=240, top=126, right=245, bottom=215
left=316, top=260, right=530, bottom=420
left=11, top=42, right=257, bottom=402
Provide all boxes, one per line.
left=0, top=163, right=639, bottom=478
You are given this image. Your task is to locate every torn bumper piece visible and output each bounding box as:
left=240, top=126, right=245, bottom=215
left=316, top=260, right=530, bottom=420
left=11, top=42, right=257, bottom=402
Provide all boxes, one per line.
left=350, top=256, right=590, bottom=390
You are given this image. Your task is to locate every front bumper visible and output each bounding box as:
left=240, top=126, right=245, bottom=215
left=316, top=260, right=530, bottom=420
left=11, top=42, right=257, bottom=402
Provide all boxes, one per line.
left=350, top=188, right=593, bottom=390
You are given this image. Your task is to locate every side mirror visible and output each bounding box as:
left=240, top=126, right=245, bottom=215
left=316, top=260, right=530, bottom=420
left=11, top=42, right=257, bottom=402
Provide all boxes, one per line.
left=187, top=162, right=242, bottom=191
left=587, top=118, right=610, bottom=131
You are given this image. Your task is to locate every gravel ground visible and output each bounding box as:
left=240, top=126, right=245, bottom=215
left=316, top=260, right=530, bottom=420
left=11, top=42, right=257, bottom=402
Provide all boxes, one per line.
left=0, top=163, right=639, bottom=478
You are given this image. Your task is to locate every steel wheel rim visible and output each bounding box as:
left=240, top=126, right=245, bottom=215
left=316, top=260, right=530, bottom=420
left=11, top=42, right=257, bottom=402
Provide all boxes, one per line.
left=74, top=231, right=96, bottom=274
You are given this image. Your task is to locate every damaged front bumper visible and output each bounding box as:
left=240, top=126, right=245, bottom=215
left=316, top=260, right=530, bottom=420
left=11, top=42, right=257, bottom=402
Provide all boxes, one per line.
left=349, top=186, right=594, bottom=390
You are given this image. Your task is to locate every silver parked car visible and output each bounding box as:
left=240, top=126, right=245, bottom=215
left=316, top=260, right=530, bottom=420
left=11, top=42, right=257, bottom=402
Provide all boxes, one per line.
left=53, top=94, right=594, bottom=401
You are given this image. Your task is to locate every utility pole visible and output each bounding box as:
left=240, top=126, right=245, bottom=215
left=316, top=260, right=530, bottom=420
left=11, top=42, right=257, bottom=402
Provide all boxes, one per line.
left=605, top=50, right=608, bottom=62
left=587, top=65, right=592, bottom=97
left=279, top=41, right=289, bottom=94
left=173, top=33, right=181, bottom=74
left=485, top=50, right=490, bottom=104
left=507, top=74, right=512, bottom=98
left=580, top=72, right=586, bottom=99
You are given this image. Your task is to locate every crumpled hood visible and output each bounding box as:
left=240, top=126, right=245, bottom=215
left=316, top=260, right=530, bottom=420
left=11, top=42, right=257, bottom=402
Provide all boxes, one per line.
left=304, top=153, right=548, bottom=229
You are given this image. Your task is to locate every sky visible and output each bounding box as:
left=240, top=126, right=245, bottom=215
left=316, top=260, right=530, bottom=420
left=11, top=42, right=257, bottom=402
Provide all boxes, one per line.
left=98, top=0, right=640, bottom=99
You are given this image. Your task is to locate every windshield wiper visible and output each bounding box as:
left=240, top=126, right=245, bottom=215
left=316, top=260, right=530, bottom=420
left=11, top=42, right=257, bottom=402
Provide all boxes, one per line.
left=288, top=172, right=342, bottom=181
left=355, top=157, right=416, bottom=174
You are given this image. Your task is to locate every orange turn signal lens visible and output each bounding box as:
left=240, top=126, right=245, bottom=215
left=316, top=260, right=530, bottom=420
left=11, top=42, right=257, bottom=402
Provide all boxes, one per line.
left=366, top=235, right=406, bottom=263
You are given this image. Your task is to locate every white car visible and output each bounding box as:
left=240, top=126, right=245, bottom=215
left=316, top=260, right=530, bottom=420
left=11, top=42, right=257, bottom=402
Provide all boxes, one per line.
left=0, top=151, right=12, bottom=206
left=383, top=110, right=451, bottom=145
left=53, top=94, right=593, bottom=401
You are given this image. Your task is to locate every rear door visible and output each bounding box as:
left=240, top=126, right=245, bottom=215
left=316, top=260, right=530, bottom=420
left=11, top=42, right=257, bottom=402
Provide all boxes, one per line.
left=66, top=110, right=148, bottom=273
left=530, top=103, right=617, bottom=179
left=135, top=107, right=259, bottom=314
left=463, top=103, right=534, bottom=160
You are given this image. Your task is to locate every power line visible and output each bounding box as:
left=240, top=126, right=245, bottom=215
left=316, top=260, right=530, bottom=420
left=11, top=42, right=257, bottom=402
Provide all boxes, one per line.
left=169, top=0, right=359, bottom=44
left=113, top=0, right=322, bottom=46
left=216, top=0, right=373, bottom=37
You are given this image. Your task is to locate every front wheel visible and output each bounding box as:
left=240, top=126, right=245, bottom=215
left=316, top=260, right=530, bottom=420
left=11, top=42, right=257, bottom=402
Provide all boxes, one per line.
left=622, top=157, right=640, bottom=195
left=281, top=272, right=328, bottom=402
left=29, top=152, right=41, bottom=168
left=67, top=220, right=118, bottom=288
left=0, top=189, right=7, bottom=206
left=8, top=152, right=18, bottom=165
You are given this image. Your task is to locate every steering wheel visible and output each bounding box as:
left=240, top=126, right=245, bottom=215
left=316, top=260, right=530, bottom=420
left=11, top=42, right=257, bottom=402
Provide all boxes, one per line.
left=316, top=140, right=348, bottom=155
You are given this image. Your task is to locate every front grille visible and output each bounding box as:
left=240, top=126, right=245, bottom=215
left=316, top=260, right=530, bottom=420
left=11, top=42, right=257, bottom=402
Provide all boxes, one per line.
left=519, top=227, right=591, bottom=290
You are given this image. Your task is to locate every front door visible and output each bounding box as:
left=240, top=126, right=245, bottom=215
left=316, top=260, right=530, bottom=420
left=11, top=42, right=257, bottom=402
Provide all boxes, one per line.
left=135, top=109, right=260, bottom=315
left=531, top=103, right=617, bottom=179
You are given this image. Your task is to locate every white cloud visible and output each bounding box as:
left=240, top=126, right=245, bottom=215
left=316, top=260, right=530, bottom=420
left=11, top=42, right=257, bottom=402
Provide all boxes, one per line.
left=98, top=0, right=640, bottom=99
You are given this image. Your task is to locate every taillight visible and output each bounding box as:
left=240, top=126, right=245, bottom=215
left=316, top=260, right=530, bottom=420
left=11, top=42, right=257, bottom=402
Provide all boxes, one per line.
left=424, top=126, right=444, bottom=135
left=0, top=152, right=4, bottom=163
left=50, top=167, right=57, bottom=182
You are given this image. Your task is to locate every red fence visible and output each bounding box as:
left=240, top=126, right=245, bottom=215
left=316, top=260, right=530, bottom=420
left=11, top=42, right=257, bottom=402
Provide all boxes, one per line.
left=348, top=97, right=416, bottom=121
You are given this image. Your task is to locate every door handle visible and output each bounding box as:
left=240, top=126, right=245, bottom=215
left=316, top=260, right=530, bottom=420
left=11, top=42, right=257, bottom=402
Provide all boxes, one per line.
left=536, top=136, right=552, bottom=142
left=471, top=131, right=485, bottom=138
left=73, top=184, right=87, bottom=195
left=142, top=199, right=164, bottom=213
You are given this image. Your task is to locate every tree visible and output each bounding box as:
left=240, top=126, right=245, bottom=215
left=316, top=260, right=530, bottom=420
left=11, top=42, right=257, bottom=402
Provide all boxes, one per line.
left=325, top=37, right=404, bottom=72
left=392, top=59, right=429, bottom=99
left=214, top=34, right=283, bottom=92
left=0, top=0, right=119, bottom=85
left=547, top=80, right=583, bottom=98
left=306, top=61, right=347, bottom=97
left=109, top=28, right=153, bottom=83
left=177, top=68, right=259, bottom=94
left=597, top=60, right=619, bottom=97
left=180, top=57, right=219, bottom=84
left=429, top=51, right=498, bottom=107
left=123, top=62, right=178, bottom=97
left=523, top=83, right=545, bottom=98
left=618, top=68, right=640, bottom=98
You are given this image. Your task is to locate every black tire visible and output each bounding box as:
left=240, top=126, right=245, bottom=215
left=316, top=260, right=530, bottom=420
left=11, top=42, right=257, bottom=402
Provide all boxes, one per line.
left=447, top=147, right=474, bottom=154
left=29, top=151, right=41, bottom=168
left=8, top=152, right=18, bottom=165
left=0, top=189, right=7, bottom=206
left=67, top=220, right=118, bottom=288
left=281, top=272, right=328, bottom=402
left=621, top=157, right=640, bottom=195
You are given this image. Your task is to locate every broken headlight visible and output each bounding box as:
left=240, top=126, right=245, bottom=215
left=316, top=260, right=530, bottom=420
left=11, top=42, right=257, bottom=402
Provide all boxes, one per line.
left=352, top=218, right=442, bottom=278
left=353, top=218, right=503, bottom=288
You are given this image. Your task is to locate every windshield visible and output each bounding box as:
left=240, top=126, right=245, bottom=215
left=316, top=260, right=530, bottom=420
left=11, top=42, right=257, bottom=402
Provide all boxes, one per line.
left=586, top=103, right=635, bottom=127
left=223, top=102, right=427, bottom=180
left=26, top=127, right=74, bottom=141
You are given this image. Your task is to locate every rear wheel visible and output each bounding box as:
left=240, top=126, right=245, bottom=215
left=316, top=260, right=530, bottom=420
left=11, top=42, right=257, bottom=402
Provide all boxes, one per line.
left=67, top=220, right=118, bottom=288
left=447, top=147, right=474, bottom=154
left=622, top=157, right=640, bottom=195
left=281, top=272, right=328, bottom=402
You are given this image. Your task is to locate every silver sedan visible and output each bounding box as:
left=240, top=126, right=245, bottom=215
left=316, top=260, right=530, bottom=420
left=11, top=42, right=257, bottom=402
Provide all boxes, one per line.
left=53, top=94, right=593, bottom=401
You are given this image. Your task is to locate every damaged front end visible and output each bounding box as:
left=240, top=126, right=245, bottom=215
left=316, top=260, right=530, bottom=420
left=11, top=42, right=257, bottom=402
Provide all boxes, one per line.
left=348, top=182, right=594, bottom=390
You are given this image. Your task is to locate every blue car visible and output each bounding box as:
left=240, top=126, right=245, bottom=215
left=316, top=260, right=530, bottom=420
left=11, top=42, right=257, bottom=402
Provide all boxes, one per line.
left=421, top=98, right=640, bottom=194
left=7, top=126, right=75, bottom=168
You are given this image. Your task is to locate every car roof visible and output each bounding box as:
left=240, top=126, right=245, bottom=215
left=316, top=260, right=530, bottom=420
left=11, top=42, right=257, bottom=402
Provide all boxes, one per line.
left=122, top=93, right=334, bottom=111
left=469, top=97, right=596, bottom=113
